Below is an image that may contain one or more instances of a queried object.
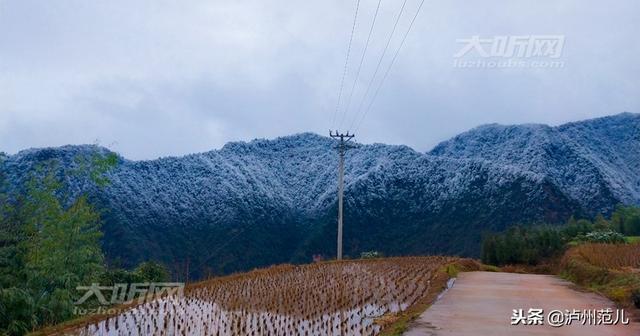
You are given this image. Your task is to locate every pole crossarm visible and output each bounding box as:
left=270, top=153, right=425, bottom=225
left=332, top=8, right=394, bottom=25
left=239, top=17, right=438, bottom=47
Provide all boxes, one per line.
left=329, top=130, right=356, bottom=142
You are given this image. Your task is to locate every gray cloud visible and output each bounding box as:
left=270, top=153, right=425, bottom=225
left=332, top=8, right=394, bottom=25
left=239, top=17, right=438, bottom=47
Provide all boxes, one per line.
left=1, top=0, right=638, bottom=159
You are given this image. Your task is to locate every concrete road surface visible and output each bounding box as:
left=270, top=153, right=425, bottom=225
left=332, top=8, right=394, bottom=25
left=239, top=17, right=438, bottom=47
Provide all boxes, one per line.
left=404, top=271, right=640, bottom=336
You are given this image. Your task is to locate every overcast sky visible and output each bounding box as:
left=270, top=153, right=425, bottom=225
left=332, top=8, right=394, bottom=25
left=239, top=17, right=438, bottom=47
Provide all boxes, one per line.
left=1, top=0, right=638, bottom=160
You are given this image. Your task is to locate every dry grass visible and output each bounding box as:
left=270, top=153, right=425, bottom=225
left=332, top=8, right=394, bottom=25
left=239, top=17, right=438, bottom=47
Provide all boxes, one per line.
left=565, top=243, right=640, bottom=269
left=45, top=256, right=463, bottom=336
left=560, top=243, right=640, bottom=312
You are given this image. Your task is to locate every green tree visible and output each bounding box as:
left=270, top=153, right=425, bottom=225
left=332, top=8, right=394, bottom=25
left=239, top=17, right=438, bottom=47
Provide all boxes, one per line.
left=0, top=288, right=36, bottom=336
left=24, top=194, right=104, bottom=288
left=0, top=153, right=117, bottom=335
left=73, top=151, right=119, bottom=188
left=593, top=214, right=610, bottom=231
left=611, top=206, right=640, bottom=236
left=134, top=261, right=170, bottom=282
left=482, top=225, right=567, bottom=266
left=11, top=169, right=105, bottom=328
left=0, top=166, right=24, bottom=289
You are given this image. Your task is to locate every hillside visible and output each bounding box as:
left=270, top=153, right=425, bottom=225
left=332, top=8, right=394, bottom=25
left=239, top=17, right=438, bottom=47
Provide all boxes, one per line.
left=430, top=112, right=640, bottom=211
left=2, top=113, right=639, bottom=277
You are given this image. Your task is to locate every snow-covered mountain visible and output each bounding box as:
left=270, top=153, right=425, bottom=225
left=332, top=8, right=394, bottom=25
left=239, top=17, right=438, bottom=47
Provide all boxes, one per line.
left=430, top=112, right=640, bottom=210
left=2, top=113, right=638, bottom=277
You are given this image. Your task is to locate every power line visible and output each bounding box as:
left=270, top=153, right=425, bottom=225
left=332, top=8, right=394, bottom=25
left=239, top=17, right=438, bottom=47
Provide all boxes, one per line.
left=353, top=0, right=427, bottom=132
left=337, top=0, right=383, bottom=129
left=330, top=0, right=361, bottom=128
left=345, top=0, right=409, bottom=130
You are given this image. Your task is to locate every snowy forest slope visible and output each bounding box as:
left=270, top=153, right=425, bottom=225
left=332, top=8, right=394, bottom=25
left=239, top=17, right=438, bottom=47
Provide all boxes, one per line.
left=2, top=113, right=637, bottom=277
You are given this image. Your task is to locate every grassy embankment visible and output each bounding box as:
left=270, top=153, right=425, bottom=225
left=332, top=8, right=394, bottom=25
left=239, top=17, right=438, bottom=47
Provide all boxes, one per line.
left=559, top=243, right=640, bottom=311
left=496, top=241, right=640, bottom=313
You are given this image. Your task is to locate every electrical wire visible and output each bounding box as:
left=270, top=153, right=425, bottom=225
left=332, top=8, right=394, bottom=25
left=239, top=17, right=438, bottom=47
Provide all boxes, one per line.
left=330, top=0, right=361, bottom=129
left=345, top=0, right=409, bottom=130
left=352, top=0, right=427, bottom=133
left=337, top=0, right=383, bottom=130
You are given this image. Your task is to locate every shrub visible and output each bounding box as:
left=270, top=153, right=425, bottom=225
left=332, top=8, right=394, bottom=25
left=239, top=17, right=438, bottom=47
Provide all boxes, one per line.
left=579, top=231, right=626, bottom=244
left=134, top=261, right=170, bottom=282
left=0, top=288, right=36, bottom=336
left=360, top=251, right=384, bottom=259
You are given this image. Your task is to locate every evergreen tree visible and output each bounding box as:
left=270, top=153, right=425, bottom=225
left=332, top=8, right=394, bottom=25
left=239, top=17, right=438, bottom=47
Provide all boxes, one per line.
left=611, top=205, right=640, bottom=236
left=134, top=261, right=171, bottom=282
left=0, top=153, right=116, bottom=335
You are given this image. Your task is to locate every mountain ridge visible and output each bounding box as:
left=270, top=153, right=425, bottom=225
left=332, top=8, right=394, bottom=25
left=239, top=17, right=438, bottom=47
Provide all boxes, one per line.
left=1, top=112, right=638, bottom=277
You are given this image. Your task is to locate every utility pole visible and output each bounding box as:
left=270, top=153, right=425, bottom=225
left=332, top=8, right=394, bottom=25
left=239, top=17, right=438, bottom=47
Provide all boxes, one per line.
left=329, top=130, right=355, bottom=260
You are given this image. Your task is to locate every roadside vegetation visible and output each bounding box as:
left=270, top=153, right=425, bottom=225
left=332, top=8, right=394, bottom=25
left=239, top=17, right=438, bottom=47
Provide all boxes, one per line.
left=0, top=153, right=169, bottom=336
left=482, top=206, right=640, bottom=310
left=561, top=243, right=640, bottom=310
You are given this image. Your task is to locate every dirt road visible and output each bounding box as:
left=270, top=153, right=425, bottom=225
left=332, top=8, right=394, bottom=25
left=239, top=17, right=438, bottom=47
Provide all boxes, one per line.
left=404, top=271, right=639, bottom=336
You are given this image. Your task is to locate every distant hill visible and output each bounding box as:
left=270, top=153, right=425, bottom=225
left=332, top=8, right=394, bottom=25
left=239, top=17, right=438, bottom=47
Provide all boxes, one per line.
left=2, top=113, right=639, bottom=278
left=430, top=112, right=640, bottom=210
